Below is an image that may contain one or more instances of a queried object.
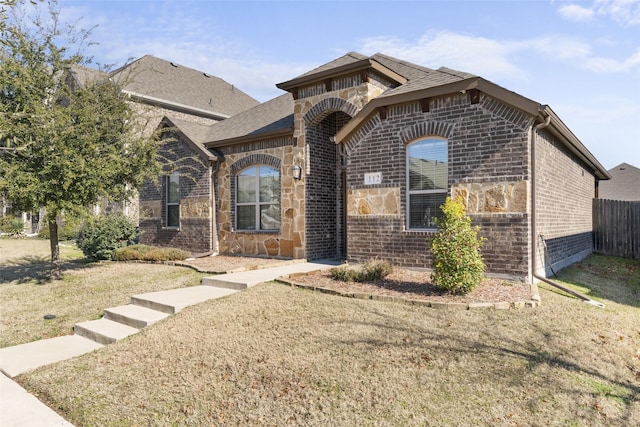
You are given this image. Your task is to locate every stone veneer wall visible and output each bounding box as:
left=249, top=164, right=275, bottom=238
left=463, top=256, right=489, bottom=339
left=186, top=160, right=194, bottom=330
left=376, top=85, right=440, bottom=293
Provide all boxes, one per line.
left=289, top=73, right=390, bottom=259
left=215, top=137, right=301, bottom=258
left=215, top=72, right=390, bottom=260
left=533, top=128, right=595, bottom=276
left=138, top=133, right=214, bottom=253
left=344, top=92, right=534, bottom=279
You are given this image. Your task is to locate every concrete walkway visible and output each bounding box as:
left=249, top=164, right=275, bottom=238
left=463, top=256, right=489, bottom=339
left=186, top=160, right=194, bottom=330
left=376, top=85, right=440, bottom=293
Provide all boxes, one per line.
left=0, top=260, right=338, bottom=427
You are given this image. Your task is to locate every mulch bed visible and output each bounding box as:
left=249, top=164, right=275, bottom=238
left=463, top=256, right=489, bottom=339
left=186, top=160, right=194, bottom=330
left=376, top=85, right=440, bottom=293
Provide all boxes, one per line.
left=179, top=255, right=538, bottom=308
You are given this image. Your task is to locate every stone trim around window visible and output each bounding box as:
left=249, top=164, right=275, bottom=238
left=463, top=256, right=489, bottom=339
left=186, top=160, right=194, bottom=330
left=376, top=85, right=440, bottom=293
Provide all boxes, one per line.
left=230, top=154, right=282, bottom=233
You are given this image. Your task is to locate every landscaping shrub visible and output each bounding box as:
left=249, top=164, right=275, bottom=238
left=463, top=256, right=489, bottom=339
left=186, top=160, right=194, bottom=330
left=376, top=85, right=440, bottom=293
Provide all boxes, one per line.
left=113, top=244, right=190, bottom=262
left=38, top=214, right=84, bottom=241
left=3, top=217, right=25, bottom=237
left=76, top=213, right=137, bottom=260
left=0, top=215, right=17, bottom=233
left=330, top=259, right=393, bottom=282
left=430, top=197, right=486, bottom=294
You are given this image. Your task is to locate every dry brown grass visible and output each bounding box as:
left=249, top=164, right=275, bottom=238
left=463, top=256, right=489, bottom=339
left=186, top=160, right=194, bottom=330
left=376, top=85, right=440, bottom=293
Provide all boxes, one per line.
left=0, top=238, right=205, bottom=348
left=13, top=247, right=640, bottom=426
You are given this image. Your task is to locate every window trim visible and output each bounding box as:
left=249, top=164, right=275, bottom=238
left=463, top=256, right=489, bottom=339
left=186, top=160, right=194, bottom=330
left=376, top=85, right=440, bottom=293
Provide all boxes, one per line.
left=165, top=172, right=180, bottom=228
left=235, top=165, right=281, bottom=232
left=406, top=137, right=449, bottom=231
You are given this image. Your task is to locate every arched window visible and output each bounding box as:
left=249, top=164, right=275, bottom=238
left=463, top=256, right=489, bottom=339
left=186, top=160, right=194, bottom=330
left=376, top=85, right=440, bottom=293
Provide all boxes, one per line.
left=407, top=137, right=448, bottom=229
left=236, top=165, right=280, bottom=231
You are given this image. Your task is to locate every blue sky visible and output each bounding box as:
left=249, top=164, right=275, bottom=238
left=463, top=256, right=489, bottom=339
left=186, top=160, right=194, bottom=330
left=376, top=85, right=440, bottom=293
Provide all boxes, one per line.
left=47, top=0, right=640, bottom=170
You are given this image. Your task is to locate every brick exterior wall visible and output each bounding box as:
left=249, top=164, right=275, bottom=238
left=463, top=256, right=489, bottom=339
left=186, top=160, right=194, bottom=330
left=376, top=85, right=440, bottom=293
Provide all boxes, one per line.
left=138, top=133, right=214, bottom=253
left=345, top=93, right=534, bottom=278
left=156, top=66, right=596, bottom=281
left=305, top=112, right=351, bottom=260
left=534, top=128, right=595, bottom=276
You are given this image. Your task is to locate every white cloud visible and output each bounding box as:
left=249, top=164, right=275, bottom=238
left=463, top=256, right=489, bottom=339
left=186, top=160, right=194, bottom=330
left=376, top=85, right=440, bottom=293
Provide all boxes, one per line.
left=358, top=30, right=640, bottom=83
left=358, top=31, right=527, bottom=82
left=559, top=0, right=640, bottom=26
left=595, top=0, right=640, bottom=26
left=558, top=4, right=595, bottom=22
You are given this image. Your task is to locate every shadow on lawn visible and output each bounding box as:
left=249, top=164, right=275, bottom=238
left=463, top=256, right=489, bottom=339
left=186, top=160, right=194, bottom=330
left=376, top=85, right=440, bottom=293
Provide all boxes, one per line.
left=0, top=256, right=96, bottom=284
left=330, top=309, right=639, bottom=425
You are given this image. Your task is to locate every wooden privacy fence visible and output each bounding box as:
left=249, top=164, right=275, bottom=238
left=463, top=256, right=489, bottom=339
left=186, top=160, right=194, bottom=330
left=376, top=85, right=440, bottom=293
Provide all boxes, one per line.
left=593, top=198, right=640, bottom=260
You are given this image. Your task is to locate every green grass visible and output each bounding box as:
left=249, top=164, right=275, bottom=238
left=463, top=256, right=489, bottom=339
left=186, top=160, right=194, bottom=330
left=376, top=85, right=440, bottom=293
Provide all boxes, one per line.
left=545, top=253, right=640, bottom=307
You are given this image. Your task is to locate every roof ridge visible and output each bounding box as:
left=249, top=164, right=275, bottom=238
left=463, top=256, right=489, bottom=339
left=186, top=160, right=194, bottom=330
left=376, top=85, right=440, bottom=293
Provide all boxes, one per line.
left=371, top=52, right=437, bottom=77
left=611, top=162, right=640, bottom=171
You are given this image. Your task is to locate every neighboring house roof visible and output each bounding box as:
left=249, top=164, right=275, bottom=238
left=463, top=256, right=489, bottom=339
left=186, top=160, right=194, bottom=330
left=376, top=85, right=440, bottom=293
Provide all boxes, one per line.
left=186, top=51, right=608, bottom=179
left=68, top=65, right=108, bottom=87
left=599, top=163, right=640, bottom=201
left=110, top=55, right=260, bottom=120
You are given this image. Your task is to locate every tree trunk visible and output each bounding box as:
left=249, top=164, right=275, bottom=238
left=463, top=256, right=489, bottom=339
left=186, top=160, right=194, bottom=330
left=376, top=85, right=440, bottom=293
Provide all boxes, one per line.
left=49, top=219, right=61, bottom=280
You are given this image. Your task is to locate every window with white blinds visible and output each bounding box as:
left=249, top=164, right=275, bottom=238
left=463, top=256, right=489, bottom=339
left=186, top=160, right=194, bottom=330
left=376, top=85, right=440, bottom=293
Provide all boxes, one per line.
left=407, top=138, right=448, bottom=229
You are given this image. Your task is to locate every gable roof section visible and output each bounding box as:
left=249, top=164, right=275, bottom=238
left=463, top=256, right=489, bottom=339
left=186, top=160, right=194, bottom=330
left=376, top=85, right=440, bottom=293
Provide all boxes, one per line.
left=110, top=55, right=259, bottom=120
left=67, top=65, right=109, bottom=88
left=331, top=63, right=609, bottom=180
left=203, top=93, right=294, bottom=147
left=160, top=116, right=218, bottom=163
left=598, top=163, right=640, bottom=200
left=276, top=52, right=408, bottom=93
left=166, top=51, right=607, bottom=180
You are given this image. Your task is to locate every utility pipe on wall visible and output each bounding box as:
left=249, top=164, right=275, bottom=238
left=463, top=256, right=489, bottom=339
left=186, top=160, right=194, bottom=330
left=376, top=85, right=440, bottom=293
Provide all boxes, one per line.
left=529, top=110, right=604, bottom=309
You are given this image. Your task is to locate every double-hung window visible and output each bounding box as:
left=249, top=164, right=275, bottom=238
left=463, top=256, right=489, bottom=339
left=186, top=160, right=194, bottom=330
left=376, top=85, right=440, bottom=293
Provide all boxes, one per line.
left=166, top=172, right=180, bottom=227
left=407, top=138, right=448, bottom=229
left=236, top=165, right=280, bottom=231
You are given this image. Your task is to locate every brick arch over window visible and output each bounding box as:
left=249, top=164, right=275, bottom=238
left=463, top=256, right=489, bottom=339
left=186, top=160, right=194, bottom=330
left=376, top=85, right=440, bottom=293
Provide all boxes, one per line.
left=303, top=97, right=358, bottom=126
left=398, top=121, right=455, bottom=145
left=230, top=153, right=281, bottom=175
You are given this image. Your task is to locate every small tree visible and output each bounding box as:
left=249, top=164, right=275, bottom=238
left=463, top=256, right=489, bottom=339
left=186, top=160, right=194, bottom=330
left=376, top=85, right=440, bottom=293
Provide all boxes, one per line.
left=430, top=197, right=486, bottom=294
left=0, top=1, right=160, bottom=278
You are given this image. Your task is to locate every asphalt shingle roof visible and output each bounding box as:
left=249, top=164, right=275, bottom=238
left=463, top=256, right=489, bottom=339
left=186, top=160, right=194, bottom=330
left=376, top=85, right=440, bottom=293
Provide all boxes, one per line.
left=599, top=163, right=640, bottom=201
left=202, top=93, right=294, bottom=145
left=291, top=52, right=369, bottom=80
left=110, top=55, right=259, bottom=117
left=200, top=52, right=470, bottom=146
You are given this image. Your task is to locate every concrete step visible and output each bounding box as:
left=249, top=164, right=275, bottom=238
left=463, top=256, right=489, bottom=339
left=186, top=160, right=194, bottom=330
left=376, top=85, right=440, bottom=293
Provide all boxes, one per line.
left=201, top=277, right=249, bottom=290
left=74, top=318, right=140, bottom=345
left=103, top=304, right=170, bottom=329
left=0, top=335, right=104, bottom=378
left=131, top=285, right=239, bottom=314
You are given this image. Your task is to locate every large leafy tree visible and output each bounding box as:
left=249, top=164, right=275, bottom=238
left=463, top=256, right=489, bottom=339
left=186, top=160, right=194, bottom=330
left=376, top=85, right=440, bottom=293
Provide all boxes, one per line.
left=0, top=0, right=160, bottom=279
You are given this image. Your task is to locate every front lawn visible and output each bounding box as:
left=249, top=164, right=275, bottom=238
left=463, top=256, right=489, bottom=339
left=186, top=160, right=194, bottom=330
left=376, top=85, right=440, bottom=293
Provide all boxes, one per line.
left=14, top=250, right=640, bottom=426
left=0, top=238, right=205, bottom=348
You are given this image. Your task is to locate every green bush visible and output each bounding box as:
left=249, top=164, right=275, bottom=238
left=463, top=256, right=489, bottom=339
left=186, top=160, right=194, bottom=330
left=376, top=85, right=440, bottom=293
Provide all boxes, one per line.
left=76, top=213, right=137, bottom=260
left=0, top=215, right=17, bottom=233
left=3, top=218, right=25, bottom=236
left=113, top=244, right=190, bottom=262
left=330, top=259, right=393, bottom=283
left=38, top=214, right=84, bottom=241
left=430, top=197, right=486, bottom=295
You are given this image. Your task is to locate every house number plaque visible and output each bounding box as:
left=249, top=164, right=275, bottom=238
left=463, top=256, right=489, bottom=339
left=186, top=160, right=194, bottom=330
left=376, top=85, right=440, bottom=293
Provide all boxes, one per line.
left=364, top=172, right=382, bottom=185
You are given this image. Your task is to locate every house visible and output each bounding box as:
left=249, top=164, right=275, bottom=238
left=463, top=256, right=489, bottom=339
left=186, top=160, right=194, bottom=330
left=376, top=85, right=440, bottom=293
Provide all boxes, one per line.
left=598, top=163, right=640, bottom=201
left=1, top=55, right=259, bottom=234
left=138, top=52, right=610, bottom=282
left=76, top=56, right=260, bottom=222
